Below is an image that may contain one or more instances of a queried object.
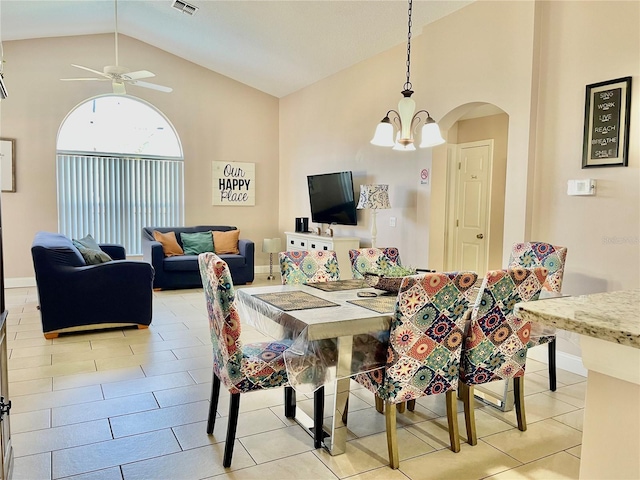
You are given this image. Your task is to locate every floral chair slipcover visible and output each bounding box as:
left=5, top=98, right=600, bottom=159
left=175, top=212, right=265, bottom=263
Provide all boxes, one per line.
left=279, top=250, right=340, bottom=284
left=349, top=247, right=402, bottom=279
left=277, top=249, right=341, bottom=447
left=508, top=242, right=567, bottom=391
left=459, top=267, right=548, bottom=445
left=199, top=252, right=300, bottom=467
left=352, top=271, right=478, bottom=468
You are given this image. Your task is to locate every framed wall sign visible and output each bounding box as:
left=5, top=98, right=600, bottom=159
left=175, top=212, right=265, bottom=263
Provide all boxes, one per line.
left=582, top=76, right=632, bottom=168
left=0, top=138, right=16, bottom=192
left=212, top=161, right=255, bottom=206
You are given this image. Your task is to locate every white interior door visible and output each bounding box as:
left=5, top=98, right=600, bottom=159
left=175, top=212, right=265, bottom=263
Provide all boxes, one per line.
left=453, top=141, right=492, bottom=272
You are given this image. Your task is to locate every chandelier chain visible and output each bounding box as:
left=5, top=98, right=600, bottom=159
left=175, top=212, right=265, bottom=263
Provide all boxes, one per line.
left=404, top=0, right=413, bottom=92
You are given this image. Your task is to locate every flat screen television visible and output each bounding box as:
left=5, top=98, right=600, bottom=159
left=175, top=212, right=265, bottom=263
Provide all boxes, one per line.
left=307, top=171, right=358, bottom=226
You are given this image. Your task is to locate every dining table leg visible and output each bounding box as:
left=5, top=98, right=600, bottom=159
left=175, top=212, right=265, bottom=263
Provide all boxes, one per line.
left=324, top=335, right=353, bottom=455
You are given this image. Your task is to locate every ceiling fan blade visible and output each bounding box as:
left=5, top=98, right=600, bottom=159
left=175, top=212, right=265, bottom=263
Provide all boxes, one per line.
left=112, top=80, right=127, bottom=95
left=61, top=78, right=109, bottom=82
left=130, top=80, right=173, bottom=93
left=124, top=70, right=155, bottom=81
left=71, top=64, right=108, bottom=77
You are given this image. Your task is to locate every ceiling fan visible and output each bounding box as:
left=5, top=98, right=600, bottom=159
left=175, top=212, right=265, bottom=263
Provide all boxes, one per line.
left=61, top=0, right=172, bottom=94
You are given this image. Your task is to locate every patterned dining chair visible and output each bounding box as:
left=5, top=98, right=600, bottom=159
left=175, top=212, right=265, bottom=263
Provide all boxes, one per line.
left=279, top=250, right=340, bottom=284
left=508, top=242, right=567, bottom=391
left=349, top=247, right=402, bottom=279
left=459, top=267, right=548, bottom=445
left=351, top=271, right=478, bottom=468
left=199, top=252, right=305, bottom=467
left=278, top=249, right=339, bottom=447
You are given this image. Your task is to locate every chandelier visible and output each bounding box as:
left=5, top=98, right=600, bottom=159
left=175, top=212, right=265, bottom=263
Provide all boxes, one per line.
left=370, top=0, right=445, bottom=151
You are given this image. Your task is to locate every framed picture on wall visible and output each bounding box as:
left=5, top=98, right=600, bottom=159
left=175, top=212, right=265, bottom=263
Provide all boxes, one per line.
left=0, top=138, right=15, bottom=192
left=582, top=76, right=632, bottom=168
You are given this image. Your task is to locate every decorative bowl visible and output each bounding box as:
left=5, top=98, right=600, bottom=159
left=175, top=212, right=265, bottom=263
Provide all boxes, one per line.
left=363, top=273, right=406, bottom=294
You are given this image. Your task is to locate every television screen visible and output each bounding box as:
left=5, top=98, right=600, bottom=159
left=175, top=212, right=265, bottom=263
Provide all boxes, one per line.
left=307, top=171, right=357, bottom=226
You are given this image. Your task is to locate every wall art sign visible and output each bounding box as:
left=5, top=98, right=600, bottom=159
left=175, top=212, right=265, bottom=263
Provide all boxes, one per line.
left=212, top=161, right=255, bottom=206
left=0, top=138, right=16, bottom=192
left=582, top=76, right=632, bottom=168
left=420, top=168, right=430, bottom=186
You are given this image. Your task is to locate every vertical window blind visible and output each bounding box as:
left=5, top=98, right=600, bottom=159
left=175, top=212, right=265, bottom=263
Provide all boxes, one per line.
left=57, top=154, right=184, bottom=255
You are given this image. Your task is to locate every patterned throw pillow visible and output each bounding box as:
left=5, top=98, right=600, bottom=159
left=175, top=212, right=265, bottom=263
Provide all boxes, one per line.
left=153, top=230, right=184, bottom=257
left=180, top=231, right=214, bottom=256
left=72, top=234, right=112, bottom=265
left=213, top=230, right=240, bottom=254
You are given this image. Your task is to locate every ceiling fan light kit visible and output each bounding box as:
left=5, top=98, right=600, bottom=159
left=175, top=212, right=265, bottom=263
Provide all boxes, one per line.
left=371, top=0, right=445, bottom=150
left=60, top=0, right=172, bottom=94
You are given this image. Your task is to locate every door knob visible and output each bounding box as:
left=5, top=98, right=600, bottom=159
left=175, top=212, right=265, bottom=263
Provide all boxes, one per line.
left=476, top=233, right=484, bottom=239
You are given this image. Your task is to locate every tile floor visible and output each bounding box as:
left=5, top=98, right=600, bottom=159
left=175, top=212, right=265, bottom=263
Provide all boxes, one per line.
left=5, top=275, right=585, bottom=479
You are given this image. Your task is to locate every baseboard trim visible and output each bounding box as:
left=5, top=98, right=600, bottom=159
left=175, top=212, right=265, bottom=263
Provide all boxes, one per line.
left=527, top=345, right=588, bottom=377
left=6, top=277, right=36, bottom=288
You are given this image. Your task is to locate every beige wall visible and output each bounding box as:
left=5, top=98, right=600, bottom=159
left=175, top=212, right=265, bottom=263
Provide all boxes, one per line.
left=0, top=34, right=280, bottom=279
left=280, top=0, right=639, bottom=293
left=280, top=0, right=540, bottom=272
left=279, top=0, right=638, bottom=362
left=533, top=1, right=639, bottom=294
left=425, top=0, right=541, bottom=271
left=279, top=42, right=428, bottom=267
left=1, top=2, right=638, bottom=315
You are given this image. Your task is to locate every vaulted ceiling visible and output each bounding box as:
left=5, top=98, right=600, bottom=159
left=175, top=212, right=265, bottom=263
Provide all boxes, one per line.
left=1, top=0, right=473, bottom=97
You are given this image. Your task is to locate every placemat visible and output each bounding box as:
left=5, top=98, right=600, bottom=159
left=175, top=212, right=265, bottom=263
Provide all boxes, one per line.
left=306, top=279, right=368, bottom=292
left=348, top=296, right=397, bottom=314
left=254, top=291, right=339, bottom=311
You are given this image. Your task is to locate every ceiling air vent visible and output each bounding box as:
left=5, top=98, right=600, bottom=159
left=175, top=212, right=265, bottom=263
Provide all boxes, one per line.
left=172, top=0, right=198, bottom=16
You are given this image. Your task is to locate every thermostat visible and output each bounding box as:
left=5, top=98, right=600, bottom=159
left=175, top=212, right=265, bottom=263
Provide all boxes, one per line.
left=567, top=179, right=596, bottom=196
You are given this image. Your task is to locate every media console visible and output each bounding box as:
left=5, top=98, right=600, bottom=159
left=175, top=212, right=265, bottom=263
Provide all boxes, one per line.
left=285, top=232, right=359, bottom=280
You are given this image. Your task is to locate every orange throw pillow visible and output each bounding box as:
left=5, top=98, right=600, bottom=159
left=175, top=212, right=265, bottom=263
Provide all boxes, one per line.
left=153, top=230, right=184, bottom=257
left=213, top=230, right=240, bottom=254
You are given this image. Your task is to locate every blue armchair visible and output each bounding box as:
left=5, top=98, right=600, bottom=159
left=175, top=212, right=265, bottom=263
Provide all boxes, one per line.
left=31, top=232, right=154, bottom=339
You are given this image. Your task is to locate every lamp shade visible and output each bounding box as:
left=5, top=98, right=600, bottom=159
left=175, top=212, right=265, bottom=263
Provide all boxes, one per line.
left=262, top=237, right=282, bottom=254
left=357, top=185, right=391, bottom=210
left=370, top=120, right=395, bottom=147
left=419, top=117, right=446, bottom=148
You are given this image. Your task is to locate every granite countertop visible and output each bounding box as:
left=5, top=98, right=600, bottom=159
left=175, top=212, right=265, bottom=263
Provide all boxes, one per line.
left=514, top=289, right=640, bottom=349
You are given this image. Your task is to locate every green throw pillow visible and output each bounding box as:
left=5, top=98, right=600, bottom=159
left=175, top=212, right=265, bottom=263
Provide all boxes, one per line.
left=72, top=234, right=112, bottom=265
left=180, top=231, right=214, bottom=256
left=73, top=233, right=101, bottom=251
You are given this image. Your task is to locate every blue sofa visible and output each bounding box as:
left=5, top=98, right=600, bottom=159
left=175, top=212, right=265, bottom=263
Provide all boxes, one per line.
left=142, top=226, right=254, bottom=289
left=31, top=231, right=154, bottom=339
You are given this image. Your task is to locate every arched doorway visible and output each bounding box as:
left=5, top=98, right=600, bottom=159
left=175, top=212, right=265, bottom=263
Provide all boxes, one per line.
left=428, top=102, right=509, bottom=272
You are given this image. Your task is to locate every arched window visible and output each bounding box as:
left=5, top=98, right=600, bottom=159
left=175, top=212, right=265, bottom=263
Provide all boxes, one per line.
left=57, top=95, right=184, bottom=255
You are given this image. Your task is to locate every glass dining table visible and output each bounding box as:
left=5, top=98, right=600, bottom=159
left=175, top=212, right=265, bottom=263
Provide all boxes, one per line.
left=236, top=280, right=394, bottom=455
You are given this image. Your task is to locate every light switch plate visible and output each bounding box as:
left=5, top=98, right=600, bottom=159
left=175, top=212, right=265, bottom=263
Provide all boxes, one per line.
left=567, top=179, right=596, bottom=196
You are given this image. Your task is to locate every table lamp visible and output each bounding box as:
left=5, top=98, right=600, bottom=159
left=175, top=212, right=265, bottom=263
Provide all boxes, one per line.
left=357, top=184, right=391, bottom=248
left=262, top=237, right=282, bottom=280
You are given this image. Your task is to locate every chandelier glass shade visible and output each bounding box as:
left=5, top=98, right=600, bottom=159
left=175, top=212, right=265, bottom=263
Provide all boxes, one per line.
left=370, top=0, right=445, bottom=150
